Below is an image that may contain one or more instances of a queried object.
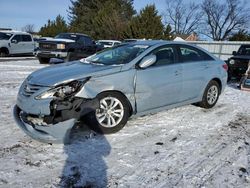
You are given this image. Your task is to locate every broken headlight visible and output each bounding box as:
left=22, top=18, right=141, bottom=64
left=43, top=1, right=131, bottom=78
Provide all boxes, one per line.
left=36, top=80, right=85, bottom=100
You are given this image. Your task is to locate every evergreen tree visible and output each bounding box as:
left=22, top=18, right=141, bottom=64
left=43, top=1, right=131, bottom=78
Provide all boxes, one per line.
left=39, top=15, right=68, bottom=37
left=126, top=4, right=164, bottom=39
left=164, top=24, right=173, bottom=40
left=68, top=0, right=135, bottom=39
left=229, top=30, right=250, bottom=41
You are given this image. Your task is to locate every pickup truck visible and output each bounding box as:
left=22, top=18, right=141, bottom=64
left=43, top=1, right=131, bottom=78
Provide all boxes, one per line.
left=227, top=45, right=250, bottom=80
left=35, top=33, right=103, bottom=64
left=0, top=30, right=35, bottom=57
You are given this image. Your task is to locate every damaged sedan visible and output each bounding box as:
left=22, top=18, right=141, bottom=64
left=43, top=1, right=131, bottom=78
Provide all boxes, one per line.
left=13, top=41, right=228, bottom=143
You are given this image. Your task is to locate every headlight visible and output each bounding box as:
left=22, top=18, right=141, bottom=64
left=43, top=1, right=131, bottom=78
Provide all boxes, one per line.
left=229, top=59, right=235, bottom=65
left=35, top=80, right=83, bottom=100
left=57, top=44, right=65, bottom=50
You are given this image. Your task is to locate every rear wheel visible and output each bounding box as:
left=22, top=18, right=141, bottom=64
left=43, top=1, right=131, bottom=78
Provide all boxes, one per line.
left=38, top=57, right=50, bottom=64
left=86, top=92, right=130, bottom=134
left=198, top=80, right=220, bottom=109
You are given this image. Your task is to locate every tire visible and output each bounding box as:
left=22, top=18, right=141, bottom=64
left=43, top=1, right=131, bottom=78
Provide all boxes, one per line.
left=86, top=92, right=130, bottom=134
left=38, top=57, right=50, bottom=64
left=198, top=80, right=220, bottom=109
left=65, top=52, right=73, bottom=62
left=0, top=48, right=9, bottom=57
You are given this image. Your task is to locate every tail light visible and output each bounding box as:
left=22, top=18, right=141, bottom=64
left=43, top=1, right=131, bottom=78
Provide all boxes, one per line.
left=222, top=63, right=228, bottom=71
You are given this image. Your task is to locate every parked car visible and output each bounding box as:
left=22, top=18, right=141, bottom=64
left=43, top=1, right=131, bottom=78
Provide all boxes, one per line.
left=35, top=33, right=103, bottom=64
left=226, top=45, right=250, bottom=80
left=0, top=30, right=35, bottom=57
left=13, top=41, right=228, bottom=143
left=97, top=40, right=121, bottom=48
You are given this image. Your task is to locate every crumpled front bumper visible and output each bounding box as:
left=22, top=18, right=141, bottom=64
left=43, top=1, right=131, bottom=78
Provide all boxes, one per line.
left=13, top=105, right=76, bottom=144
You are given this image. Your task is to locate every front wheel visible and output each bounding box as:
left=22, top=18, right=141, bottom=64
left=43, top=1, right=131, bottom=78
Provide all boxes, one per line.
left=38, top=57, right=50, bottom=64
left=198, top=80, right=220, bottom=109
left=86, top=92, right=130, bottom=134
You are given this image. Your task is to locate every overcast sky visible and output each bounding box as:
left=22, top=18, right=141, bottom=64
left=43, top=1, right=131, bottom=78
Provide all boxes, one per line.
left=0, top=0, right=166, bottom=32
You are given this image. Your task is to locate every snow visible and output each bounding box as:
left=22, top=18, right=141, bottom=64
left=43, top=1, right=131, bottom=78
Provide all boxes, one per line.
left=0, top=59, right=250, bottom=187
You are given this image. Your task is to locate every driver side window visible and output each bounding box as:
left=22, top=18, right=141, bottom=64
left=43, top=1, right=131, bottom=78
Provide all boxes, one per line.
left=150, top=45, right=175, bottom=66
left=11, top=35, right=22, bottom=43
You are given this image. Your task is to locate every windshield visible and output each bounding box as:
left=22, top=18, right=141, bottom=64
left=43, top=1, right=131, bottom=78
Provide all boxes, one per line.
left=55, top=33, right=78, bottom=41
left=84, top=44, right=150, bottom=65
left=0, top=32, right=13, bottom=40
left=237, top=46, right=250, bottom=55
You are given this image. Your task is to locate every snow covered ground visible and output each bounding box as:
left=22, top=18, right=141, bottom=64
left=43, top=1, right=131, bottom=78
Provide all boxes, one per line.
left=0, top=59, right=250, bottom=188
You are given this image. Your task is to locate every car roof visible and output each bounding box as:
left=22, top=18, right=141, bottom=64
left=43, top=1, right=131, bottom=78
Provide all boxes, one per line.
left=58, top=33, right=89, bottom=37
left=129, top=40, right=193, bottom=46
left=0, top=30, right=31, bottom=35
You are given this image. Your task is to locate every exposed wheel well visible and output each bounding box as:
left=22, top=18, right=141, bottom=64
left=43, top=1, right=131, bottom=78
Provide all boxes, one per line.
left=0, top=47, right=9, bottom=54
left=97, top=90, right=134, bottom=116
left=211, top=78, right=222, bottom=94
left=68, top=48, right=75, bottom=53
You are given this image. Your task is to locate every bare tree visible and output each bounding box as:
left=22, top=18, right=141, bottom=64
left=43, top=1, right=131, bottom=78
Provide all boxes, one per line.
left=164, top=0, right=202, bottom=35
left=201, top=0, right=250, bottom=40
left=21, top=24, right=35, bottom=33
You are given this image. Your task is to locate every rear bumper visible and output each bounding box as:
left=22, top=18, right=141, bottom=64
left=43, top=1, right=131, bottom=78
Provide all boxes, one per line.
left=13, top=105, right=76, bottom=144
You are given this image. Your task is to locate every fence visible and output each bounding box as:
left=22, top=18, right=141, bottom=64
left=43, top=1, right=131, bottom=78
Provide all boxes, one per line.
left=187, top=41, right=250, bottom=60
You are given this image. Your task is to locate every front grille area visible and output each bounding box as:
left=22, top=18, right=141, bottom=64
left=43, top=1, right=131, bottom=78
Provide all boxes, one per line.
left=39, top=43, right=57, bottom=50
left=22, top=83, right=42, bottom=97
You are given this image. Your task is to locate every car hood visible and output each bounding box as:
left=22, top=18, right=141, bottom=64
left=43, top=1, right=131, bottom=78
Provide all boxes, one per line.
left=40, top=38, right=75, bottom=43
left=27, top=61, right=122, bottom=86
left=231, top=55, right=250, bottom=61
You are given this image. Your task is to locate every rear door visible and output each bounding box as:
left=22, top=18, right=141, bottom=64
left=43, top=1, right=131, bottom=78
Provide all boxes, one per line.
left=177, top=44, right=214, bottom=101
left=21, top=34, right=34, bottom=53
left=135, top=45, right=183, bottom=112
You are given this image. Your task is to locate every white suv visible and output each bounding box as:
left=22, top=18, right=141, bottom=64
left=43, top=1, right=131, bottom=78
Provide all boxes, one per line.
left=0, top=30, right=35, bottom=57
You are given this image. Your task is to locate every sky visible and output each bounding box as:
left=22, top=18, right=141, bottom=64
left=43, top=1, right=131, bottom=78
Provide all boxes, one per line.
left=0, top=0, right=166, bottom=32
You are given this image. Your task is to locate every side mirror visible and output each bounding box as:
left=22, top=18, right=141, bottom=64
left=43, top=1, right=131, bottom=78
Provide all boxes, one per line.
left=139, top=55, right=156, bottom=69
left=11, top=39, right=18, bottom=44
left=232, top=51, right=237, bottom=56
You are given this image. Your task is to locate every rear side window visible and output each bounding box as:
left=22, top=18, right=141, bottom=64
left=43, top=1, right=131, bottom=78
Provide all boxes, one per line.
left=22, top=35, right=32, bottom=42
left=178, top=45, right=213, bottom=62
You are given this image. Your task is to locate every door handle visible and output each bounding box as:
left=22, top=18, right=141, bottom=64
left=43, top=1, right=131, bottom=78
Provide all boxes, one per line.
left=175, top=70, right=181, bottom=75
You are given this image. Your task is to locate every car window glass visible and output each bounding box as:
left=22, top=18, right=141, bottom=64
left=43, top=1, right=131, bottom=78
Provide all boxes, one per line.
left=179, top=45, right=213, bottom=62
left=85, top=37, right=93, bottom=46
left=11, top=35, right=22, bottom=42
left=150, top=46, right=175, bottom=66
left=238, top=46, right=250, bottom=55
left=78, top=36, right=85, bottom=44
left=22, top=35, right=32, bottom=42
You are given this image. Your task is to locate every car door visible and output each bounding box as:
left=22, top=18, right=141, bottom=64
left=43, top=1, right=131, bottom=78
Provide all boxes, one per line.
left=135, top=45, right=183, bottom=112
left=21, top=34, right=34, bottom=53
left=177, top=44, right=214, bottom=101
left=9, top=34, right=22, bottom=54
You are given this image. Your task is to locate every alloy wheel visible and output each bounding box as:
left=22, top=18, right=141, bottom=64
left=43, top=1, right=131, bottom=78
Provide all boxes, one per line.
left=95, top=97, right=124, bottom=128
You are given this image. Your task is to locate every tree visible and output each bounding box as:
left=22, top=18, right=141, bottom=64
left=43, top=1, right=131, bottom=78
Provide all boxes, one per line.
left=39, top=15, right=68, bottom=37
left=22, top=24, right=35, bottom=33
left=92, top=0, right=135, bottom=39
left=164, top=0, right=202, bottom=35
left=201, top=0, right=250, bottom=40
left=126, top=4, right=164, bottom=39
left=164, top=24, right=173, bottom=40
left=68, top=0, right=135, bottom=39
left=229, top=30, right=250, bottom=41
